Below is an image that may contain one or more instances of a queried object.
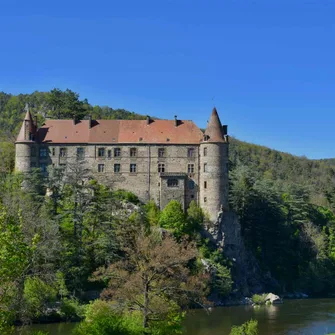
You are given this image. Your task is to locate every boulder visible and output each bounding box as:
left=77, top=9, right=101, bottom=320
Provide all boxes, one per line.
left=265, top=293, right=282, bottom=304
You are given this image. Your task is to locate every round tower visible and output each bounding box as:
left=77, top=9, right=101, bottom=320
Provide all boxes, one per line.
left=199, top=108, right=229, bottom=222
left=15, top=106, right=36, bottom=173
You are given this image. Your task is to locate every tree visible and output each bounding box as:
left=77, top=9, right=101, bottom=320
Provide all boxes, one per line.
left=46, top=88, right=86, bottom=120
left=186, top=200, right=204, bottom=235
left=93, top=228, right=208, bottom=333
left=159, top=200, right=186, bottom=238
left=0, top=206, right=32, bottom=334
left=144, top=200, right=161, bottom=226
left=230, top=319, right=258, bottom=335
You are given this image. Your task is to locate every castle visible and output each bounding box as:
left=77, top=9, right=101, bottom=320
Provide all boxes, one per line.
left=15, top=108, right=229, bottom=222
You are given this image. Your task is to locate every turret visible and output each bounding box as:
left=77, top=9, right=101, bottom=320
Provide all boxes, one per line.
left=15, top=105, right=37, bottom=172
left=199, top=108, right=229, bottom=222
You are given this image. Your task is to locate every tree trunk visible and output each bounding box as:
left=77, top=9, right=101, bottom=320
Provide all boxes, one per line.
left=143, top=276, right=149, bottom=329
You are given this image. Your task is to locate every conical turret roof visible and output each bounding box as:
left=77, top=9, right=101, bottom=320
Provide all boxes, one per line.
left=16, top=108, right=34, bottom=142
left=204, top=107, right=225, bottom=143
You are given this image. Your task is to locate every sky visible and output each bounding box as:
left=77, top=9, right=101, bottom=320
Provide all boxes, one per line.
left=0, top=0, right=334, bottom=159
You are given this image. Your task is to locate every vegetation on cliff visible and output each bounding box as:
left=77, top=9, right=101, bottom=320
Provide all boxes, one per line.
left=2, top=88, right=335, bottom=332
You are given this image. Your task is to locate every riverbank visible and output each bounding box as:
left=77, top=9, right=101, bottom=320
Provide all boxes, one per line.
left=16, top=298, right=335, bottom=335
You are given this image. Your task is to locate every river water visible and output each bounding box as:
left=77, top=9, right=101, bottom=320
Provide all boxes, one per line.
left=16, top=299, right=335, bottom=335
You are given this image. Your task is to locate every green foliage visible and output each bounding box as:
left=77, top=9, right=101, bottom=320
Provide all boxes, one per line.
left=144, top=200, right=161, bottom=226
left=0, top=206, right=32, bottom=332
left=251, top=294, right=268, bottom=305
left=230, top=319, right=258, bottom=335
left=59, top=297, right=85, bottom=320
left=159, top=200, right=186, bottom=237
left=212, top=263, right=233, bottom=297
left=23, top=277, right=57, bottom=318
left=186, top=200, right=204, bottom=235
left=113, top=189, right=140, bottom=204
left=73, top=300, right=143, bottom=335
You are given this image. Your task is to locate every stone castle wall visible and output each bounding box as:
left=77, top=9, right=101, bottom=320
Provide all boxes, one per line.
left=16, top=143, right=208, bottom=210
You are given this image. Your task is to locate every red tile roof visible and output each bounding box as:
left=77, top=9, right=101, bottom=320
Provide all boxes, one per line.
left=35, top=119, right=204, bottom=144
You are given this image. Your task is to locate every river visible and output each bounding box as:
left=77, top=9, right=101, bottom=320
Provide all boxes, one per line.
left=16, top=298, right=335, bottom=335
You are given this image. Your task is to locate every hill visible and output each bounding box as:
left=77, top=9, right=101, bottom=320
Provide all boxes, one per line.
left=1, top=88, right=335, bottom=208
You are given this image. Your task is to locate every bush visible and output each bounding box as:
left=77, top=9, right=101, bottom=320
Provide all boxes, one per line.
left=230, top=319, right=258, bottom=335
left=60, top=297, right=85, bottom=320
left=251, top=294, right=268, bottom=305
left=23, top=277, right=57, bottom=318
left=73, top=300, right=143, bottom=335
left=113, top=190, right=140, bottom=204
left=159, top=200, right=186, bottom=238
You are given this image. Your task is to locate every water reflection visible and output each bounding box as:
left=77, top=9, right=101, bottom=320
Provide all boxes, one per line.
left=17, top=299, right=335, bottom=335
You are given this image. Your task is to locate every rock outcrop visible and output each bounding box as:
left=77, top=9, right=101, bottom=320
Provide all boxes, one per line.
left=203, top=208, right=280, bottom=297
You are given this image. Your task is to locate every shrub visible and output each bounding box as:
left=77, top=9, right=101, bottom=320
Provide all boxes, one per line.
left=113, top=190, right=139, bottom=204
left=159, top=200, right=186, bottom=238
left=60, top=297, right=85, bottom=320
left=251, top=294, right=268, bottom=305
left=23, top=277, right=57, bottom=318
left=230, top=319, right=258, bottom=335
left=73, top=300, right=143, bottom=335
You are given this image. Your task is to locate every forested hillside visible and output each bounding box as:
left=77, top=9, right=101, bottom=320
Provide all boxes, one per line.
left=1, top=89, right=335, bottom=208
left=2, top=89, right=335, bottom=334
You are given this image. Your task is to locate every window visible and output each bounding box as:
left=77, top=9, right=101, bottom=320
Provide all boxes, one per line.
left=40, top=163, right=47, bottom=173
left=167, top=179, right=179, bottom=187
left=204, top=181, right=207, bottom=189
left=98, top=164, right=105, bottom=173
left=188, top=164, right=194, bottom=174
left=77, top=147, right=85, bottom=160
left=188, top=180, right=195, bottom=189
left=187, top=148, right=195, bottom=158
left=107, top=150, right=112, bottom=159
left=52, top=148, right=56, bottom=156
left=60, top=147, right=67, bottom=157
left=98, top=147, right=105, bottom=157
left=114, top=164, right=121, bottom=173
left=203, top=147, right=207, bottom=156
left=30, top=162, right=36, bottom=168
left=130, top=148, right=137, bottom=157
left=39, top=148, right=47, bottom=157
left=158, top=163, right=165, bottom=173
left=204, top=197, right=207, bottom=203
left=114, top=148, right=121, bottom=157
left=158, top=148, right=165, bottom=158
left=130, top=164, right=137, bottom=173
left=204, top=163, right=208, bottom=172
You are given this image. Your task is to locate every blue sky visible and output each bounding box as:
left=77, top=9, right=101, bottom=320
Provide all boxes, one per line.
left=1, top=0, right=334, bottom=159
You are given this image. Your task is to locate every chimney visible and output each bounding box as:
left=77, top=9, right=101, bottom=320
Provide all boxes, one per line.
left=146, top=115, right=151, bottom=125
left=89, top=115, right=92, bottom=129
left=174, top=115, right=178, bottom=127
left=73, top=116, right=76, bottom=125
left=222, top=125, right=228, bottom=135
